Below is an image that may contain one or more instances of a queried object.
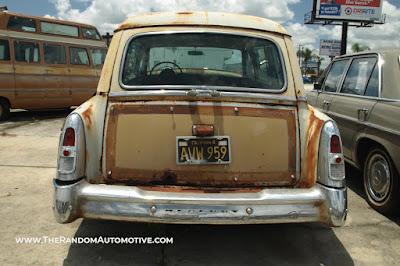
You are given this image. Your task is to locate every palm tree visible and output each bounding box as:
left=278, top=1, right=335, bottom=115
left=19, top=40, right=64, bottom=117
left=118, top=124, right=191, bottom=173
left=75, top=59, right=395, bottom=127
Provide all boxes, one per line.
left=297, top=48, right=313, bottom=75
left=351, top=43, right=369, bottom=53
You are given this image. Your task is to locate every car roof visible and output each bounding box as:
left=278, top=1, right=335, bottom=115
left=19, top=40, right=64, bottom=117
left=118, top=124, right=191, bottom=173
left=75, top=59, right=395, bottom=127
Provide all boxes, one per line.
left=116, top=11, right=290, bottom=36
left=335, top=48, right=400, bottom=59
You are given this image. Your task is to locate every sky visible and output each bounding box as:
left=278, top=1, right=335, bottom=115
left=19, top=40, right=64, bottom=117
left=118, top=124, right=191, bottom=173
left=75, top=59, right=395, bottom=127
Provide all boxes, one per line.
left=2, top=0, right=400, bottom=60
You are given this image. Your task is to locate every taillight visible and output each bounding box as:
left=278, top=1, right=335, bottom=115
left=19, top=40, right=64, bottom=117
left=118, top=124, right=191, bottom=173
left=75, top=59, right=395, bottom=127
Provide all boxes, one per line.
left=63, top=128, right=75, bottom=147
left=317, top=121, right=345, bottom=188
left=330, top=135, right=341, bottom=153
left=57, top=114, right=85, bottom=179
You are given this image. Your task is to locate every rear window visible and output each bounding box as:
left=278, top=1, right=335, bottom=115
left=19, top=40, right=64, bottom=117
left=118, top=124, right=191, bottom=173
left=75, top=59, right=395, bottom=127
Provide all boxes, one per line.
left=121, top=33, right=285, bottom=91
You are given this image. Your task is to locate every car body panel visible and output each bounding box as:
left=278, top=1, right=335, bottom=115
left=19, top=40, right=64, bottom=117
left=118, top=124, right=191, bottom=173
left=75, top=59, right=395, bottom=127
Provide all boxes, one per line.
left=54, top=12, right=347, bottom=226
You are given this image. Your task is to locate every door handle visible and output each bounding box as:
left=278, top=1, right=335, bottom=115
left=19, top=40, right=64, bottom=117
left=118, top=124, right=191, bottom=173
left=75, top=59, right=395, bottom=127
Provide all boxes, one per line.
left=323, top=100, right=331, bottom=111
left=357, top=108, right=369, bottom=121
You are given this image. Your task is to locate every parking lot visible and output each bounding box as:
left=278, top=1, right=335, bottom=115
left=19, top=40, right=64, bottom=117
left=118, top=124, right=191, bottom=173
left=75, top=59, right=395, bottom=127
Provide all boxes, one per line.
left=0, top=110, right=399, bottom=265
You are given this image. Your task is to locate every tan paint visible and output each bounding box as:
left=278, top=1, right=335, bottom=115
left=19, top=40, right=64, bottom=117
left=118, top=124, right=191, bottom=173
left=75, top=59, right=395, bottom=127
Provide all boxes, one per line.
left=67, top=13, right=331, bottom=190
left=104, top=101, right=297, bottom=187
left=117, top=11, right=290, bottom=36
left=0, top=11, right=106, bottom=110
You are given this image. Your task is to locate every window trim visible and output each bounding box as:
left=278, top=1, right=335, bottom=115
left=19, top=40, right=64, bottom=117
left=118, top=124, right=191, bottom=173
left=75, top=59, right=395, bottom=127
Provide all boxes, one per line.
left=339, top=56, right=378, bottom=96
left=43, top=42, right=67, bottom=65
left=321, top=53, right=382, bottom=100
left=118, top=30, right=288, bottom=94
left=321, top=58, right=351, bottom=93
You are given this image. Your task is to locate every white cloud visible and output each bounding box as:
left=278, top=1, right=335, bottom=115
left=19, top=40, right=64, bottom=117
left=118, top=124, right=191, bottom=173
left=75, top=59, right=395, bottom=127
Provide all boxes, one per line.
left=47, top=0, right=399, bottom=54
left=47, top=0, right=299, bottom=33
left=287, top=0, right=400, bottom=54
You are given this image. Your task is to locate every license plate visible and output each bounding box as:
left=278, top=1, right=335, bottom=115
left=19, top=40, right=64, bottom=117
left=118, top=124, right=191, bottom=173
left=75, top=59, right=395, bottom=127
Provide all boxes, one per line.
left=176, top=136, right=231, bottom=165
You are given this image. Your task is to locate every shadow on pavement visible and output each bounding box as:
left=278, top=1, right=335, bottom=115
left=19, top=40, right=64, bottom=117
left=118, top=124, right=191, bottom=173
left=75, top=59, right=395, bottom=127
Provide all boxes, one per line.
left=345, top=163, right=400, bottom=226
left=5, top=109, right=71, bottom=122
left=64, top=219, right=354, bottom=266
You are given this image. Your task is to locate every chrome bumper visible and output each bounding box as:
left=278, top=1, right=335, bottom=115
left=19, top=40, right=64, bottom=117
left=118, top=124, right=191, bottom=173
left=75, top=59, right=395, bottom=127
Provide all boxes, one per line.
left=53, top=179, right=347, bottom=226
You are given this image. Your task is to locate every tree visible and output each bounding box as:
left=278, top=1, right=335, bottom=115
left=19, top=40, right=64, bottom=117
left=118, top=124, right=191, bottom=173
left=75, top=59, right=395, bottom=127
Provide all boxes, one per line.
left=298, top=48, right=313, bottom=75
left=351, top=43, right=370, bottom=53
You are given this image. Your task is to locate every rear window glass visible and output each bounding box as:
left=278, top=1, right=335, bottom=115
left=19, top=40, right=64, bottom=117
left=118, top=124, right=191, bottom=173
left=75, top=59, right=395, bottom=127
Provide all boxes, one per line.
left=7, top=16, right=36, bottom=32
left=70, top=47, right=89, bottom=65
left=41, top=22, right=79, bottom=37
left=82, top=28, right=101, bottom=40
left=44, top=44, right=66, bottom=64
left=14, top=41, right=40, bottom=63
left=0, top=40, right=10, bottom=61
left=121, top=33, right=285, bottom=91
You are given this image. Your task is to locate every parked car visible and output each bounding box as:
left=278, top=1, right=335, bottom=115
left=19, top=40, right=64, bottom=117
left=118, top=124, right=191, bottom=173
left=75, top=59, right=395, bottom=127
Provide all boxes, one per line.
left=0, top=11, right=107, bottom=121
left=53, top=12, right=347, bottom=226
left=308, top=49, right=400, bottom=214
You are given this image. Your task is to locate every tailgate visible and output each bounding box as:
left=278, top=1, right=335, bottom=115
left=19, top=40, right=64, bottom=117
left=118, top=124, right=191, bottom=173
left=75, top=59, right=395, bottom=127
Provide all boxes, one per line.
left=104, top=101, right=298, bottom=187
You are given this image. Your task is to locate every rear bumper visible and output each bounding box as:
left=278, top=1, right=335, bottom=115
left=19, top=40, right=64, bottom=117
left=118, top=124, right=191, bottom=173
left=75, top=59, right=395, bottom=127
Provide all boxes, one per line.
left=53, top=179, right=347, bottom=226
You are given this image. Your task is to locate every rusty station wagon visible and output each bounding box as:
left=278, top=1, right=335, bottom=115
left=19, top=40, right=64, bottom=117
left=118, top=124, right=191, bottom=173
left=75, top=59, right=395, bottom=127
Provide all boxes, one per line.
left=53, top=12, right=347, bottom=226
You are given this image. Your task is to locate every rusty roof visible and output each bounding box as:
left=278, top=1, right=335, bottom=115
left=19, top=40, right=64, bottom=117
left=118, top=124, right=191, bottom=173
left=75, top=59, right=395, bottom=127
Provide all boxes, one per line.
left=117, top=11, right=290, bottom=36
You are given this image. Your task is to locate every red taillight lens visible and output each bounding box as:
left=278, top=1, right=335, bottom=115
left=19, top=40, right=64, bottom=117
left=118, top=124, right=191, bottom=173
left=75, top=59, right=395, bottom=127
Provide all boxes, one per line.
left=63, top=128, right=75, bottom=147
left=330, top=135, right=341, bottom=153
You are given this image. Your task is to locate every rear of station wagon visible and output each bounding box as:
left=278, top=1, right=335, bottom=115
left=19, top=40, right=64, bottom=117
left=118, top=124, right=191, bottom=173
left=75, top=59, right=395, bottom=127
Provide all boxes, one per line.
left=53, top=12, right=347, bottom=226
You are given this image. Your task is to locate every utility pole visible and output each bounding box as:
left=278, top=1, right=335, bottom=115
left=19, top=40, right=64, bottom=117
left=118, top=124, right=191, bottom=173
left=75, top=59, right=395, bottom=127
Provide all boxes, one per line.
left=340, top=22, right=348, bottom=55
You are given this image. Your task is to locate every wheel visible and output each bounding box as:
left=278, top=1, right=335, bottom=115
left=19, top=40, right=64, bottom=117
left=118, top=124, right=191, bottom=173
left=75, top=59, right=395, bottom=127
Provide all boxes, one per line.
left=363, top=148, right=400, bottom=215
left=0, top=99, right=10, bottom=121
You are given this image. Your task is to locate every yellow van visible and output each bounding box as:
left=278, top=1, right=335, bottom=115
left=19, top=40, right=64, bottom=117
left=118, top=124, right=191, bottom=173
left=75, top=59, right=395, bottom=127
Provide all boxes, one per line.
left=0, top=11, right=107, bottom=120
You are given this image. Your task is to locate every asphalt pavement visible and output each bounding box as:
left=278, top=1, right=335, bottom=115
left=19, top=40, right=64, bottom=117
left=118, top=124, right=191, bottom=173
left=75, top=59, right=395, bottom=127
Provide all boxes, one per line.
left=0, top=110, right=399, bottom=265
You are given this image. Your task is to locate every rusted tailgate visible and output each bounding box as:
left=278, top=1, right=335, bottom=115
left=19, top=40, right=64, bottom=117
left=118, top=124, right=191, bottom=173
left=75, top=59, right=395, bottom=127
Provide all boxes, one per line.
left=104, top=100, right=298, bottom=187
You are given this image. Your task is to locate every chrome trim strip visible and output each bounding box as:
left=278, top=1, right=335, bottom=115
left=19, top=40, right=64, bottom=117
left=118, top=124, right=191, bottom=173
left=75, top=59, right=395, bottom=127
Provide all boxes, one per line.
left=118, top=30, right=288, bottom=94
left=108, top=90, right=297, bottom=105
left=53, top=179, right=347, bottom=226
left=317, top=91, right=400, bottom=102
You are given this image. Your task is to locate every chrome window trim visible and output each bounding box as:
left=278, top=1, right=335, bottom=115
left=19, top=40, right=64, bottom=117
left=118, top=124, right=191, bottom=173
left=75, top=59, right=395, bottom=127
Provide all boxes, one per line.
left=322, top=53, right=383, bottom=100
left=321, top=58, right=351, bottom=93
left=108, top=90, right=297, bottom=105
left=118, top=30, right=288, bottom=94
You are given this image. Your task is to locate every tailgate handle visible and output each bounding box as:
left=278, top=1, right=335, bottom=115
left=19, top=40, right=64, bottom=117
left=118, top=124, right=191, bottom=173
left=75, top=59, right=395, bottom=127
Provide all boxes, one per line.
left=187, top=89, right=221, bottom=98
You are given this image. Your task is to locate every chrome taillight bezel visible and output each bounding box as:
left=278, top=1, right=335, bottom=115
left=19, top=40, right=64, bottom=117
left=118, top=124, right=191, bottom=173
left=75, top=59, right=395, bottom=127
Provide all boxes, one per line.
left=317, top=121, right=346, bottom=188
left=57, top=113, right=86, bottom=181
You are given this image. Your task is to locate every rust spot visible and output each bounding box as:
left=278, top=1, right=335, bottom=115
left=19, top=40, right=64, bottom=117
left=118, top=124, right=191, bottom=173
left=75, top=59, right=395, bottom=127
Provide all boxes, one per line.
left=82, top=104, right=93, bottom=130
left=137, top=185, right=263, bottom=193
left=299, top=106, right=325, bottom=188
left=176, top=12, right=194, bottom=15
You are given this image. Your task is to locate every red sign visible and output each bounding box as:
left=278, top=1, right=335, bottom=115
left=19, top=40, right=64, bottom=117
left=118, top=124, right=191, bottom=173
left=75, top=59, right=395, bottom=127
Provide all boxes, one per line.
left=335, top=0, right=381, bottom=7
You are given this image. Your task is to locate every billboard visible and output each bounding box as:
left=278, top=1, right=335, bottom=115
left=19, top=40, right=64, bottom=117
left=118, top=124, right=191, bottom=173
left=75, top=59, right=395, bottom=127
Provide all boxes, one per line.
left=316, top=0, right=383, bottom=22
left=320, top=40, right=341, bottom=57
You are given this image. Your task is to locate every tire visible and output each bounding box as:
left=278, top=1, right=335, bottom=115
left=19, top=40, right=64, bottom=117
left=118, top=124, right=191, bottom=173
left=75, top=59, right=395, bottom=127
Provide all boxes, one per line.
left=0, top=99, right=10, bottom=121
left=363, top=147, right=400, bottom=215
